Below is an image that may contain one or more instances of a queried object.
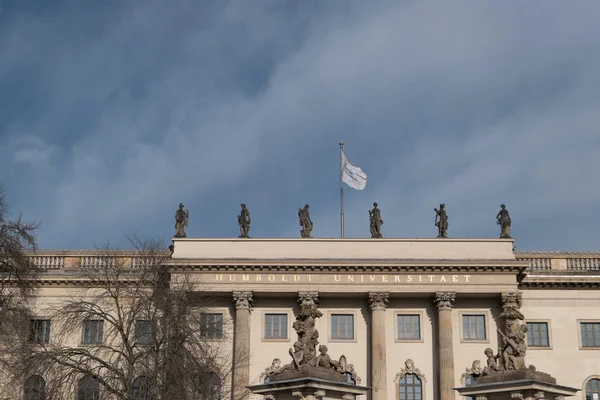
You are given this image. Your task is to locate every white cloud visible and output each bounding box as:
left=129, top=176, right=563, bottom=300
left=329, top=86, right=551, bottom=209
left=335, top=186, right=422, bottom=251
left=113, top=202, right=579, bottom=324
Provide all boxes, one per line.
left=1, top=1, right=599, bottom=250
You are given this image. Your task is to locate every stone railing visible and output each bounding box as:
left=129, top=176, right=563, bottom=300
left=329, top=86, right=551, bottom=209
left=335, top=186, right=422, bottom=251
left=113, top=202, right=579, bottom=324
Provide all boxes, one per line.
left=27, top=251, right=170, bottom=270
left=517, top=257, right=552, bottom=271
left=515, top=252, right=600, bottom=272
left=23, top=250, right=600, bottom=273
left=30, top=255, right=65, bottom=269
left=566, top=258, right=600, bottom=271
left=80, top=256, right=117, bottom=268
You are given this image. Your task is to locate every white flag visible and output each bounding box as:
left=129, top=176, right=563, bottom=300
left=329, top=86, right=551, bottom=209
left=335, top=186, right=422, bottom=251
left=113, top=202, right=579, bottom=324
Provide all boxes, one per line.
left=341, top=150, right=367, bottom=190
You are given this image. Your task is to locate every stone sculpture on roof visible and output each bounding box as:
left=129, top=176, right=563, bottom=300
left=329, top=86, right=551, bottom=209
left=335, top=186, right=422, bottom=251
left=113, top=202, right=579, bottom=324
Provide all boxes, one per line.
left=174, top=203, right=189, bottom=238
left=497, top=204, right=512, bottom=239
left=434, top=203, right=448, bottom=238
left=369, top=202, right=383, bottom=238
left=237, top=203, right=251, bottom=238
left=298, top=204, right=313, bottom=238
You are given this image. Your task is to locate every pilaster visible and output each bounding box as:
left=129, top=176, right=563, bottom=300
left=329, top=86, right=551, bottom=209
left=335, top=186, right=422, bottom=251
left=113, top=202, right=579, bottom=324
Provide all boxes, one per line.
left=233, top=291, right=254, bottom=400
left=434, top=291, right=456, bottom=400
left=368, top=292, right=389, bottom=400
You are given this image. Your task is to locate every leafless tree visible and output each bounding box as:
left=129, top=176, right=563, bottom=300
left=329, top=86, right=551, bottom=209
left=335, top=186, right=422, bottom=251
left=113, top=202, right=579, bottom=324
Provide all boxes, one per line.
left=20, top=237, right=238, bottom=400
left=0, top=185, right=39, bottom=377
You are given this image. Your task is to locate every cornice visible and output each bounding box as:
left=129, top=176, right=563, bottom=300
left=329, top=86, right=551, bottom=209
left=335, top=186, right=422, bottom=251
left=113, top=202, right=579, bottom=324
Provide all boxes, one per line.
left=519, top=274, right=600, bottom=289
left=166, top=259, right=528, bottom=271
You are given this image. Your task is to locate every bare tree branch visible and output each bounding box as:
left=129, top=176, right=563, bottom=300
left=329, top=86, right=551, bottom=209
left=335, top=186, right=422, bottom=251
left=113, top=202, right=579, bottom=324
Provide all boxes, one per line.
left=18, top=236, right=239, bottom=400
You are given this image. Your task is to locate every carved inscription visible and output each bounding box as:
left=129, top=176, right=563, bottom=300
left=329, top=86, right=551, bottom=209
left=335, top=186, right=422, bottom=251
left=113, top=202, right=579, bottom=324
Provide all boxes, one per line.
left=211, top=273, right=475, bottom=284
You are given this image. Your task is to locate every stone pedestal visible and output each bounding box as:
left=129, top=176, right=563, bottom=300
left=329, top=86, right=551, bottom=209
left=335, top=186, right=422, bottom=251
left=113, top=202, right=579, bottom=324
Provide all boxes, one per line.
left=454, top=370, right=579, bottom=400
left=248, top=376, right=369, bottom=400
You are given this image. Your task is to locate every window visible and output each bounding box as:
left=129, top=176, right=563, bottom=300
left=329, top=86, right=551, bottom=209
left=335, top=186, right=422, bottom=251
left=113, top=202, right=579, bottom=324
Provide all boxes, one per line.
left=196, top=373, right=221, bottom=400
left=526, top=322, right=549, bottom=347
left=331, top=314, right=354, bottom=340
left=580, top=322, right=600, bottom=348
left=201, top=313, right=223, bottom=339
left=462, top=315, right=486, bottom=340
left=464, top=375, right=478, bottom=400
left=264, top=314, right=288, bottom=339
left=82, top=320, right=104, bottom=345
left=132, top=376, right=151, bottom=400
left=586, top=378, right=600, bottom=400
left=135, top=320, right=155, bottom=345
left=24, top=375, right=45, bottom=400
left=398, top=374, right=422, bottom=400
left=29, top=319, right=50, bottom=344
left=78, top=376, right=100, bottom=400
left=397, top=314, right=420, bottom=340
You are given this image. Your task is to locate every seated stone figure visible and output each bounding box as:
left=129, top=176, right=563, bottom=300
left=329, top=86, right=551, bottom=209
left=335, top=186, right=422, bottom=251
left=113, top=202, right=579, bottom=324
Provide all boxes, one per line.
left=278, top=341, right=304, bottom=373
left=481, top=348, right=503, bottom=375
left=313, top=345, right=339, bottom=369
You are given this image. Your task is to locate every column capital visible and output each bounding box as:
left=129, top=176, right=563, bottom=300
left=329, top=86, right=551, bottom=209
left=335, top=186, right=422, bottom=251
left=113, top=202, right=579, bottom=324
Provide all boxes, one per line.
left=434, top=291, right=456, bottom=311
left=368, top=292, right=389, bottom=311
left=233, top=291, right=254, bottom=311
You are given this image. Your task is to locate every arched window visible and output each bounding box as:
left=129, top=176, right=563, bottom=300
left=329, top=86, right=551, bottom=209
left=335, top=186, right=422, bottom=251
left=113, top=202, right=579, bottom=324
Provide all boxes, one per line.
left=586, top=378, right=600, bottom=400
left=24, top=375, right=45, bottom=400
left=78, top=376, right=100, bottom=400
left=398, top=373, right=422, bottom=400
left=132, top=376, right=151, bottom=400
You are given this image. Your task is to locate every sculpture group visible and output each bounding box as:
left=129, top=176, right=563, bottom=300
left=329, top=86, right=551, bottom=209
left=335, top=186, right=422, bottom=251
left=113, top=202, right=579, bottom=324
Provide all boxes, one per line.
left=173, top=202, right=512, bottom=240
left=460, top=292, right=554, bottom=386
left=259, top=292, right=360, bottom=384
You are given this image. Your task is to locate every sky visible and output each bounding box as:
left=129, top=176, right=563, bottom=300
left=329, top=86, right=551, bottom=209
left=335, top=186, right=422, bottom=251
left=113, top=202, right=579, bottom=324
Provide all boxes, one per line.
left=1, top=1, right=600, bottom=251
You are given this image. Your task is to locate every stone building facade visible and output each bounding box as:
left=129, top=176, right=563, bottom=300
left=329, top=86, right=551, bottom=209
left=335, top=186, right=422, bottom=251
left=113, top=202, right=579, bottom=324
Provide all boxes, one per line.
left=19, top=238, right=600, bottom=400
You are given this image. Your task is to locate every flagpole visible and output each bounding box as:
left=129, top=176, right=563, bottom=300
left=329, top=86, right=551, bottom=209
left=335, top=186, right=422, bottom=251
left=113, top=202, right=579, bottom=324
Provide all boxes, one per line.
left=339, top=142, right=344, bottom=238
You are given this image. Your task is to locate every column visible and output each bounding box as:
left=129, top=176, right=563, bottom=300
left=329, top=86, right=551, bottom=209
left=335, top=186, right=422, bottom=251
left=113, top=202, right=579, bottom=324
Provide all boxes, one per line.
left=233, top=291, right=253, bottom=400
left=368, top=292, right=389, bottom=400
left=434, top=292, right=456, bottom=400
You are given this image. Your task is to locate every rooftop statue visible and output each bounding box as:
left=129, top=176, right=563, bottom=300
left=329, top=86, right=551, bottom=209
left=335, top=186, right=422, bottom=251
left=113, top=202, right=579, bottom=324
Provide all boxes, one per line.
left=174, top=203, right=189, bottom=238
left=369, top=202, right=383, bottom=238
left=298, top=204, right=313, bottom=238
left=434, top=203, right=448, bottom=238
left=496, top=204, right=512, bottom=239
left=237, top=203, right=251, bottom=238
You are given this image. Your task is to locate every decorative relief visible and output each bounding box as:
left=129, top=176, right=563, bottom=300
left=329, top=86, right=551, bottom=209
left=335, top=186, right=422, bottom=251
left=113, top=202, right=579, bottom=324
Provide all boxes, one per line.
left=368, top=292, right=389, bottom=310
left=259, top=359, right=282, bottom=383
left=337, top=354, right=361, bottom=384
left=394, top=359, right=426, bottom=383
left=462, top=360, right=482, bottom=382
left=510, top=391, right=524, bottom=400
left=233, top=291, right=254, bottom=311
left=434, top=291, right=456, bottom=310
left=292, top=391, right=307, bottom=400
